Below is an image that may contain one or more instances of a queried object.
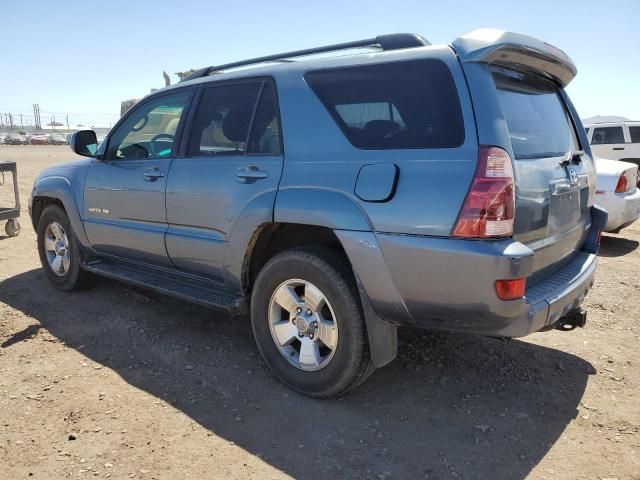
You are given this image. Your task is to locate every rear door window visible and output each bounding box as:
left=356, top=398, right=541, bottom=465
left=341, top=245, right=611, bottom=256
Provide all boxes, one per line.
left=187, top=81, right=282, bottom=156
left=492, top=68, right=579, bottom=159
left=305, top=59, right=464, bottom=150
left=628, top=126, right=640, bottom=143
left=188, top=82, right=261, bottom=156
left=591, top=126, right=625, bottom=145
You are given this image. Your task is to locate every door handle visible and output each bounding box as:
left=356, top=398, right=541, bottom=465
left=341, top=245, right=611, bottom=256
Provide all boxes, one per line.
left=612, top=147, right=625, bottom=151
left=143, top=167, right=165, bottom=181
left=236, top=166, right=268, bottom=183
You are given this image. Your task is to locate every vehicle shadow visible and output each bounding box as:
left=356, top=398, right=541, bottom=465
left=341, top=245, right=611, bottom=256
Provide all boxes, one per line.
left=0, top=270, right=595, bottom=480
left=599, top=234, right=639, bottom=257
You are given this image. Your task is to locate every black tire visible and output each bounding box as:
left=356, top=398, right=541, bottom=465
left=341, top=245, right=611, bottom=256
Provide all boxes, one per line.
left=251, top=245, right=375, bottom=398
left=37, top=205, right=92, bottom=291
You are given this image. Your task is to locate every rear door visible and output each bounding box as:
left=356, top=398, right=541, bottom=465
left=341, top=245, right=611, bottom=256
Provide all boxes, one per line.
left=591, top=125, right=627, bottom=160
left=165, top=79, right=283, bottom=283
left=490, top=68, right=594, bottom=279
left=625, top=125, right=640, bottom=166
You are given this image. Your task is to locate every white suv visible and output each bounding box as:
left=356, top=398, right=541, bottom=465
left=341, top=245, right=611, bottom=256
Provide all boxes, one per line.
left=584, top=121, right=640, bottom=166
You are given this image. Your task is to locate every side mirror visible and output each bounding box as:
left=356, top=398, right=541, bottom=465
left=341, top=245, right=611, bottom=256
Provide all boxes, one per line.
left=70, top=130, right=98, bottom=157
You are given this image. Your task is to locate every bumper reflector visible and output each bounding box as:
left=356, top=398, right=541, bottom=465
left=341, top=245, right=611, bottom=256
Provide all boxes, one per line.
left=495, top=278, right=526, bottom=301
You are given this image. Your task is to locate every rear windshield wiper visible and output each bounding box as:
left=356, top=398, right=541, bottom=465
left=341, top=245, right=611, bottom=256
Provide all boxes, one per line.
left=559, top=149, right=584, bottom=166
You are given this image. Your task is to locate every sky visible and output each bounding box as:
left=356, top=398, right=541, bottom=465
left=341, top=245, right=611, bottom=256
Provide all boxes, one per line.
left=1, top=0, right=638, bottom=128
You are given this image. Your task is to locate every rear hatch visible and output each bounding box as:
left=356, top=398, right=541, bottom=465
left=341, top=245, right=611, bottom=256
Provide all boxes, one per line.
left=491, top=67, right=593, bottom=282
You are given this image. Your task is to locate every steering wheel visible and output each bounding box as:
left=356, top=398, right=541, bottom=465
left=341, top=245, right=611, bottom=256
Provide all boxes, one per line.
left=149, top=133, right=175, bottom=157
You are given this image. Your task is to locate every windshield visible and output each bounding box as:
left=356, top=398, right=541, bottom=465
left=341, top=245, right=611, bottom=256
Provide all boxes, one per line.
left=492, top=68, right=579, bottom=160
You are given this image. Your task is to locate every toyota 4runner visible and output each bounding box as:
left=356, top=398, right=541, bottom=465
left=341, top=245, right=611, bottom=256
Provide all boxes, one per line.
left=30, top=29, right=606, bottom=397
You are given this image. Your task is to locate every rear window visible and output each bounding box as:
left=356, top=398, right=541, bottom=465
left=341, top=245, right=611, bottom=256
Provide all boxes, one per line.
left=492, top=68, right=579, bottom=159
left=592, top=126, right=625, bottom=145
left=630, top=126, right=640, bottom=143
left=305, top=59, right=464, bottom=150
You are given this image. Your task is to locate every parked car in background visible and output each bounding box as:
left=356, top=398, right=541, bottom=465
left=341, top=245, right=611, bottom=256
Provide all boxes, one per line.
left=5, top=134, right=27, bottom=145
left=29, top=135, right=49, bottom=145
left=585, top=121, right=640, bottom=167
left=0, top=136, right=5, bottom=145
left=48, top=134, right=68, bottom=145
left=595, top=158, right=640, bottom=232
left=30, top=29, right=605, bottom=397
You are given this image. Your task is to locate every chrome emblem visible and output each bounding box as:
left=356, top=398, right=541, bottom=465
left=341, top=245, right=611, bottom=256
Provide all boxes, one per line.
left=294, top=317, right=309, bottom=333
left=567, top=167, right=578, bottom=185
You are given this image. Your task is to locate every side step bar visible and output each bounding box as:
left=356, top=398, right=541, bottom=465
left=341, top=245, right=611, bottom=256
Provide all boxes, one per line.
left=83, top=259, right=248, bottom=314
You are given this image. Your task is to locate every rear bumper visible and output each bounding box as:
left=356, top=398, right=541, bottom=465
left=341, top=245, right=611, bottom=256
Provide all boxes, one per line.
left=375, top=234, right=596, bottom=337
left=597, top=188, right=640, bottom=232
left=337, top=226, right=599, bottom=338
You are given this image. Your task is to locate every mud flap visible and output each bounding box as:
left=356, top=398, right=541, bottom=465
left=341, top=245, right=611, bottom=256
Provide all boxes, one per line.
left=355, top=277, right=398, bottom=368
left=583, top=205, right=608, bottom=254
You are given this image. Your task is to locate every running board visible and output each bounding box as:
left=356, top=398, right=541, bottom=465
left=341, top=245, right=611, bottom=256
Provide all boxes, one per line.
left=83, top=259, right=248, bottom=314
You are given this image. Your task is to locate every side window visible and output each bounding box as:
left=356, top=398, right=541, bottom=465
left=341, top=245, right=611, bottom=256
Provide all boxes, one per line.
left=106, top=92, right=189, bottom=160
left=591, top=126, right=625, bottom=145
left=247, top=83, right=282, bottom=154
left=305, top=59, right=464, bottom=150
left=187, top=83, right=261, bottom=156
left=629, top=126, right=640, bottom=143
left=585, top=127, right=590, bottom=136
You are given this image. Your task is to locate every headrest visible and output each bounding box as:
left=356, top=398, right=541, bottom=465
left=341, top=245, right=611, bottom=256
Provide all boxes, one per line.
left=223, top=108, right=252, bottom=142
left=364, top=120, right=401, bottom=138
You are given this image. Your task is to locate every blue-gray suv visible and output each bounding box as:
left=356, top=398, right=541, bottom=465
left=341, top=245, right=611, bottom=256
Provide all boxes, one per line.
left=29, top=29, right=606, bottom=397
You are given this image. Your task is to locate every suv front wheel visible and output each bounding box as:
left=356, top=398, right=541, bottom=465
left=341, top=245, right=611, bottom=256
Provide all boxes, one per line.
left=251, top=246, right=374, bottom=397
left=37, top=205, right=92, bottom=291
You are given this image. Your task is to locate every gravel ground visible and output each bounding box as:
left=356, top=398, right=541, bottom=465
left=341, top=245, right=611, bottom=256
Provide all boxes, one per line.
left=0, top=145, right=638, bottom=480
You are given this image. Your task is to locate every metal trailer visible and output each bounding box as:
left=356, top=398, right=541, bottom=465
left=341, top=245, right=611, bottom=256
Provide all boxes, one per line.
left=0, top=160, right=20, bottom=237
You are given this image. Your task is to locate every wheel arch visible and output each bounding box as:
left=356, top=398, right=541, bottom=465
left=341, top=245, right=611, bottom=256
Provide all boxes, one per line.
left=31, top=177, right=90, bottom=249
left=241, top=222, right=399, bottom=368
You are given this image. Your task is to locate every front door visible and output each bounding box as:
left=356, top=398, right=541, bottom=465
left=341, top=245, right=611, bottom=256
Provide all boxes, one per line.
left=165, top=80, right=283, bottom=283
left=83, top=90, right=192, bottom=267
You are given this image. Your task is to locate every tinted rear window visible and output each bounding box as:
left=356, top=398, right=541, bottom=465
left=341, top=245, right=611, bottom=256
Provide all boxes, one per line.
left=630, top=126, right=640, bottom=143
left=493, top=68, right=579, bottom=159
left=305, top=59, right=464, bottom=150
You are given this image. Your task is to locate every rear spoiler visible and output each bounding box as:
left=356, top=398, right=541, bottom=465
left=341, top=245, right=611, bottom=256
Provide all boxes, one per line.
left=451, top=29, right=577, bottom=87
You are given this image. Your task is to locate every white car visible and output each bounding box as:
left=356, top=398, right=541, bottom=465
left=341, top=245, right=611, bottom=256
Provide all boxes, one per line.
left=595, top=158, right=640, bottom=232
left=585, top=121, right=640, bottom=167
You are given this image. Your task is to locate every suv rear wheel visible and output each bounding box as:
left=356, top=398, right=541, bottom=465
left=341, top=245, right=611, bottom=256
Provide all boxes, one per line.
left=37, top=205, right=92, bottom=291
left=251, top=246, right=374, bottom=397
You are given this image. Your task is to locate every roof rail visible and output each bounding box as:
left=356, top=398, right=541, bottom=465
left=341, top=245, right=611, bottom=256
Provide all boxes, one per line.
left=179, top=33, right=430, bottom=83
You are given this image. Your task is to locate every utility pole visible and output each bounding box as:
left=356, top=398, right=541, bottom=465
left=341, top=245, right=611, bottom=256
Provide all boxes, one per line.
left=8, top=113, right=13, bottom=130
left=19, top=114, right=23, bottom=130
left=33, top=104, right=41, bottom=131
left=65, top=114, right=69, bottom=132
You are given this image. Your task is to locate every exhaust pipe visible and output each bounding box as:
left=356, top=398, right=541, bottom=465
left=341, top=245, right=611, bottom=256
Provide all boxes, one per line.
left=555, top=308, right=587, bottom=331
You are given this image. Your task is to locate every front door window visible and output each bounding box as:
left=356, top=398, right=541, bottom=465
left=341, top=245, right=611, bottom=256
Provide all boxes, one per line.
left=106, top=92, right=190, bottom=160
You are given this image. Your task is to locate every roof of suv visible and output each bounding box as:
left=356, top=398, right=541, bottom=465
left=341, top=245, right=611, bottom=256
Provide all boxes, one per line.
left=155, top=29, right=577, bottom=98
left=584, top=121, right=640, bottom=127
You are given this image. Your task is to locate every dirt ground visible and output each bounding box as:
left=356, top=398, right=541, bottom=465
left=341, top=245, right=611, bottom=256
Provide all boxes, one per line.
left=0, top=145, right=638, bottom=480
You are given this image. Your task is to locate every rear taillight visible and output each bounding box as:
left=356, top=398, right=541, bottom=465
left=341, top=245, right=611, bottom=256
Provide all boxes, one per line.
left=453, top=146, right=515, bottom=238
left=615, top=172, right=628, bottom=193
left=495, top=278, right=526, bottom=301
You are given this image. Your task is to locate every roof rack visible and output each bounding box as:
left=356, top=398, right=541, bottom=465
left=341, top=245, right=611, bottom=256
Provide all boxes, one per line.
left=179, top=33, right=430, bottom=83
